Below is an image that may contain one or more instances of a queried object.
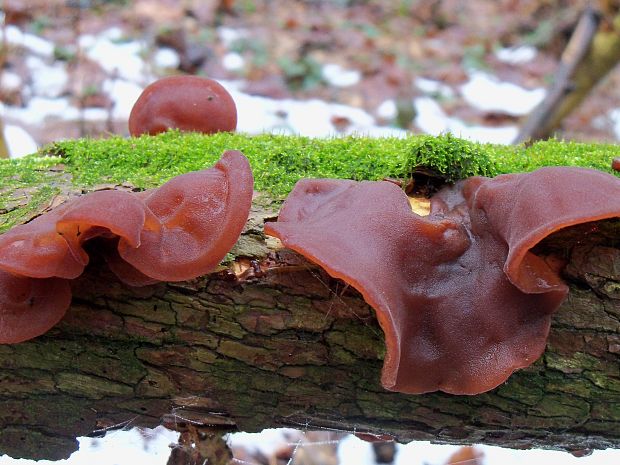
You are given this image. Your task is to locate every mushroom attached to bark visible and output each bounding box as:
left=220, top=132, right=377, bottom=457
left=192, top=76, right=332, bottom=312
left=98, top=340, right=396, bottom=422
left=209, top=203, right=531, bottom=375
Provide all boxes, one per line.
left=0, top=150, right=253, bottom=343
left=128, top=76, right=237, bottom=136
left=264, top=166, right=620, bottom=395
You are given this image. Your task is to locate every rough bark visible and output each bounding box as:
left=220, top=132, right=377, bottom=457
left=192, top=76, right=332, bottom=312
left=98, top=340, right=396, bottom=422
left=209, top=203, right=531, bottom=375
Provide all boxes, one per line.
left=1, top=191, right=620, bottom=461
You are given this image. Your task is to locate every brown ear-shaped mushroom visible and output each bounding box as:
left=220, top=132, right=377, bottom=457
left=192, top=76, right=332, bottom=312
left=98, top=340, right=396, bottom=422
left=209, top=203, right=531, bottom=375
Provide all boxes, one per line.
left=264, top=167, right=620, bottom=395
left=128, top=76, right=237, bottom=136
left=117, top=150, right=253, bottom=281
left=0, top=190, right=154, bottom=280
left=0, top=206, right=85, bottom=279
left=0, top=270, right=71, bottom=344
left=466, top=167, right=620, bottom=294
left=0, top=150, right=253, bottom=343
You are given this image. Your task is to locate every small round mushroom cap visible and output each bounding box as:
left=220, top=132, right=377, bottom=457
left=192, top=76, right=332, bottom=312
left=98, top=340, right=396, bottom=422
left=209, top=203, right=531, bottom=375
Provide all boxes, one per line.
left=128, top=76, right=237, bottom=136
left=613, top=157, right=620, bottom=172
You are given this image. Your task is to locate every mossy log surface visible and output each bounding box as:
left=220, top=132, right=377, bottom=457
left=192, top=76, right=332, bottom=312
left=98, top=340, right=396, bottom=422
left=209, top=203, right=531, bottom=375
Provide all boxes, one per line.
left=1, top=134, right=620, bottom=460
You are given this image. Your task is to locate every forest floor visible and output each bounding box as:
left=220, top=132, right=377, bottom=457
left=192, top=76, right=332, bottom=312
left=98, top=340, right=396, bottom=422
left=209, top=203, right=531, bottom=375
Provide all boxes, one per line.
left=2, top=0, right=620, bottom=156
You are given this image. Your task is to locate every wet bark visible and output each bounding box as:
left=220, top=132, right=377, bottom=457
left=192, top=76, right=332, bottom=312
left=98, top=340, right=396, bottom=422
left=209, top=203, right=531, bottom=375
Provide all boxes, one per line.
left=1, top=194, right=620, bottom=461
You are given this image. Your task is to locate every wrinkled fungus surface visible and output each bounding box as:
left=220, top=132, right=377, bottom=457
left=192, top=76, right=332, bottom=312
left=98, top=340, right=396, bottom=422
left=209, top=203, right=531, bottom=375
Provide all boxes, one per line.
left=128, top=76, right=237, bottom=136
left=0, top=150, right=253, bottom=343
left=264, top=166, right=620, bottom=394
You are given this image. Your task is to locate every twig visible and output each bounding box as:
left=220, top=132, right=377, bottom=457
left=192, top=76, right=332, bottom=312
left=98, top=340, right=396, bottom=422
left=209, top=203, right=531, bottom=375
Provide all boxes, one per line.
left=514, top=7, right=600, bottom=144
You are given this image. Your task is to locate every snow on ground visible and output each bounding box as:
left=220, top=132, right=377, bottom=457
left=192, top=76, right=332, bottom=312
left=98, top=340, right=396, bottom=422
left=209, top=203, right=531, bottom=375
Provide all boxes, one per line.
left=336, top=434, right=620, bottom=465
left=608, top=108, right=620, bottom=140
left=460, top=71, right=545, bottom=116
left=495, top=45, right=537, bottom=65
left=0, top=427, right=178, bottom=465
left=322, top=63, right=362, bottom=88
left=3, top=124, right=37, bottom=158
left=3, top=427, right=620, bottom=465
left=414, top=97, right=518, bottom=144
left=1, top=24, right=553, bottom=158
left=78, top=27, right=150, bottom=83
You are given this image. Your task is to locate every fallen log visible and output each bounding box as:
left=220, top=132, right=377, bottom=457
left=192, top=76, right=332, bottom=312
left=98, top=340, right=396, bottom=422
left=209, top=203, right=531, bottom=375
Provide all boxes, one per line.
left=1, top=133, right=619, bottom=460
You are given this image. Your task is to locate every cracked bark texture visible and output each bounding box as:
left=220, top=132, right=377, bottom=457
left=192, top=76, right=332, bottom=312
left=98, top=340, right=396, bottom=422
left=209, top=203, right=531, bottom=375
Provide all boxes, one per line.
left=1, top=191, right=620, bottom=461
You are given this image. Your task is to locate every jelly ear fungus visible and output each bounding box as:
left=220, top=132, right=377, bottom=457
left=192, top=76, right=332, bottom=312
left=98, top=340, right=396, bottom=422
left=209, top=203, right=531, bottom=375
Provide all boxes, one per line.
left=264, top=166, right=620, bottom=395
left=0, top=151, right=253, bottom=344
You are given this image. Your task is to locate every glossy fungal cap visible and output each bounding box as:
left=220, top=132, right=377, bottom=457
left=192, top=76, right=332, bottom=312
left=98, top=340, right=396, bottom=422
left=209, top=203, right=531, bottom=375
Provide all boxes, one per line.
left=0, top=150, right=254, bottom=343
left=118, top=150, right=254, bottom=281
left=467, top=166, right=620, bottom=295
left=264, top=167, right=620, bottom=395
left=128, top=76, right=237, bottom=136
left=0, top=206, right=85, bottom=279
left=0, top=270, right=71, bottom=343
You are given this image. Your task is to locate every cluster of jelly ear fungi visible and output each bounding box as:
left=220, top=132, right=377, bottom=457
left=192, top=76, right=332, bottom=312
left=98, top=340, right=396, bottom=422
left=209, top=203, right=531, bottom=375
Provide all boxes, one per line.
left=3, top=72, right=620, bottom=397
left=264, top=166, right=620, bottom=395
left=1, top=76, right=246, bottom=344
left=0, top=150, right=253, bottom=344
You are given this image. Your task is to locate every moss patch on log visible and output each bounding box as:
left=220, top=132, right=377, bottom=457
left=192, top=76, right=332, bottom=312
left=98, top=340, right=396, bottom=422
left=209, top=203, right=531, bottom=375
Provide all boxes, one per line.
left=1, top=132, right=619, bottom=233
left=48, top=132, right=620, bottom=193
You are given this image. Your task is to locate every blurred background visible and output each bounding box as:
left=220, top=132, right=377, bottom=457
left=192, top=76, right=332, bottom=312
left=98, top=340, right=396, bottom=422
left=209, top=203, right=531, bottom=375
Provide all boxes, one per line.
left=2, top=1, right=620, bottom=464
left=3, top=0, right=620, bottom=159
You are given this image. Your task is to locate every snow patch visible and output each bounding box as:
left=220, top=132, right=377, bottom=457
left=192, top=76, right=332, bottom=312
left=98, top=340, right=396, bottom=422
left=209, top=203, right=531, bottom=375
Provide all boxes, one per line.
left=496, top=45, right=537, bottom=64
left=0, top=25, right=54, bottom=57
left=415, top=77, right=454, bottom=99
left=322, top=64, right=361, bottom=88
left=1, top=71, right=22, bottom=92
left=153, top=48, right=180, bottom=69
left=5, top=97, right=79, bottom=124
left=376, top=99, right=397, bottom=120
left=26, top=56, right=69, bottom=98
left=80, top=29, right=148, bottom=83
left=218, top=27, right=249, bottom=47
left=461, top=71, right=545, bottom=116
left=4, top=124, right=38, bottom=158
left=223, top=52, right=245, bottom=71
left=608, top=108, right=620, bottom=139
left=228, top=428, right=300, bottom=456
left=337, top=435, right=376, bottom=465
left=103, top=79, right=145, bottom=119
left=414, top=97, right=518, bottom=144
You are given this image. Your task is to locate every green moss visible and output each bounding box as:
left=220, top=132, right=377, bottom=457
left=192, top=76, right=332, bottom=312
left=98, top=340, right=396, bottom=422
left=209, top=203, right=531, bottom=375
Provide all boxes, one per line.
left=2, top=132, right=619, bottom=230
left=45, top=132, right=620, bottom=196
left=0, top=155, right=65, bottom=232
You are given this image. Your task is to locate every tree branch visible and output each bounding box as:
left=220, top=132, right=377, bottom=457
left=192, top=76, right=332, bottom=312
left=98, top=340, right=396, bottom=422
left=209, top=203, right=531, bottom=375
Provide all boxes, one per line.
left=515, top=6, right=620, bottom=143
left=1, top=188, right=619, bottom=460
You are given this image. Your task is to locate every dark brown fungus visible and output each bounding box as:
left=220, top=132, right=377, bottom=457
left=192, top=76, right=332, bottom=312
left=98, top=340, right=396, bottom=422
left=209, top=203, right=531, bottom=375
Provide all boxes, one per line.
left=128, top=75, right=237, bottom=136
left=264, top=167, right=620, bottom=394
left=0, top=150, right=253, bottom=343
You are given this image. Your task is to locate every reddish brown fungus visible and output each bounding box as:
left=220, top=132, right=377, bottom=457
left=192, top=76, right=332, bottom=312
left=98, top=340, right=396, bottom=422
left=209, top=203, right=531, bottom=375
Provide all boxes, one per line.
left=128, top=76, right=237, bottom=136
left=613, top=157, right=620, bottom=172
left=0, top=271, right=71, bottom=344
left=0, top=150, right=253, bottom=343
left=264, top=166, right=620, bottom=395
